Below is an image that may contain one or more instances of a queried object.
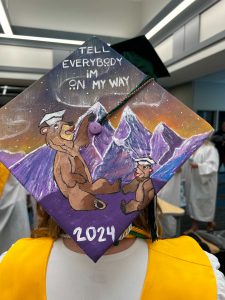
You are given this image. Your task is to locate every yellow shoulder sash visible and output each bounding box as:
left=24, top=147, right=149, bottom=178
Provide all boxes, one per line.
left=141, top=236, right=217, bottom=300
left=0, top=163, right=10, bottom=197
left=0, top=236, right=217, bottom=300
left=0, top=237, right=54, bottom=300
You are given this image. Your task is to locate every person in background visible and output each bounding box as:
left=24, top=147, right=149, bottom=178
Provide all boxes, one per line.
left=211, top=121, right=225, bottom=170
left=184, top=140, right=219, bottom=234
left=157, top=170, right=182, bottom=237
left=0, top=163, right=31, bottom=254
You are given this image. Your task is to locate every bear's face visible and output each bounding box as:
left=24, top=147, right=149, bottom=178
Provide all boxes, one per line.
left=134, top=164, right=152, bottom=179
left=40, top=121, right=75, bottom=147
left=58, top=122, right=75, bottom=141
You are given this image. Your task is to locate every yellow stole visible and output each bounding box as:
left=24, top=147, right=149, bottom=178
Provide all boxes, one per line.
left=0, top=236, right=217, bottom=300
left=0, top=163, right=10, bottom=197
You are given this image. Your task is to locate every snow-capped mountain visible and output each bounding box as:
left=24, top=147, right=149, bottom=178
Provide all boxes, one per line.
left=114, top=107, right=152, bottom=158
left=149, top=122, right=184, bottom=165
left=11, top=146, right=57, bottom=199
left=95, top=107, right=210, bottom=191
left=78, top=102, right=114, bottom=173
left=151, top=131, right=210, bottom=192
left=1, top=104, right=210, bottom=200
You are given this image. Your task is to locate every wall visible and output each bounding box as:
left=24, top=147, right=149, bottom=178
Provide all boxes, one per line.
left=193, top=80, right=225, bottom=111
left=193, top=74, right=225, bottom=129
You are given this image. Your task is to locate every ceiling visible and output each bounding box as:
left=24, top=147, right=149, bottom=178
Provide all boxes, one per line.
left=2, top=0, right=170, bottom=42
left=0, top=0, right=174, bottom=90
left=0, top=0, right=225, bottom=91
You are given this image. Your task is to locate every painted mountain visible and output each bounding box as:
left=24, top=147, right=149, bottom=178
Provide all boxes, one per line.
left=149, top=122, right=184, bottom=165
left=114, top=107, right=152, bottom=157
left=150, top=131, right=209, bottom=191
left=94, top=107, right=154, bottom=184
left=6, top=104, right=210, bottom=200
left=94, top=106, right=210, bottom=192
left=11, top=146, right=57, bottom=199
left=77, top=102, right=115, bottom=174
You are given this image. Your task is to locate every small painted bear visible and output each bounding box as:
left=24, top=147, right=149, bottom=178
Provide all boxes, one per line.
left=121, top=157, right=155, bottom=214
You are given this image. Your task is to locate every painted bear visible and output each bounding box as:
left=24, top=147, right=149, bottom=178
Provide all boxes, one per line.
left=121, top=157, right=155, bottom=214
left=40, top=111, right=120, bottom=211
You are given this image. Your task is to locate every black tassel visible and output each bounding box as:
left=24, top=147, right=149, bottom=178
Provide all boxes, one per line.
left=99, top=76, right=153, bottom=125
left=148, top=195, right=158, bottom=242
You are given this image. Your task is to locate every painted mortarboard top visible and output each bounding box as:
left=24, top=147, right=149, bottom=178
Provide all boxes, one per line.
left=0, top=36, right=213, bottom=262
left=111, top=35, right=170, bottom=78
left=39, top=110, right=66, bottom=126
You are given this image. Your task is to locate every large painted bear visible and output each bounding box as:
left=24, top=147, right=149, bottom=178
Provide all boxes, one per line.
left=40, top=111, right=120, bottom=211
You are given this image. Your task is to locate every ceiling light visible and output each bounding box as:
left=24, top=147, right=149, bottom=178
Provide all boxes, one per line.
left=0, top=0, right=13, bottom=35
left=145, top=0, right=196, bottom=40
left=2, top=85, right=7, bottom=95
left=0, top=33, right=85, bottom=45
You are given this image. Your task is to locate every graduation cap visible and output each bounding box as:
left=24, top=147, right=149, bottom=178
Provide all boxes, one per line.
left=0, top=37, right=212, bottom=262
left=111, top=35, right=170, bottom=78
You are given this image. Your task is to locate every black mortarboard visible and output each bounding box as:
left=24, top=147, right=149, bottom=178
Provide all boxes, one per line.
left=112, top=35, right=170, bottom=79
left=0, top=37, right=212, bottom=263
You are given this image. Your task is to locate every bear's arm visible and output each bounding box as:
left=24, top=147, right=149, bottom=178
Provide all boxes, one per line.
left=60, top=157, right=87, bottom=187
left=143, top=179, right=155, bottom=201
left=73, top=156, right=90, bottom=182
left=122, top=179, right=139, bottom=194
left=74, top=114, right=90, bottom=148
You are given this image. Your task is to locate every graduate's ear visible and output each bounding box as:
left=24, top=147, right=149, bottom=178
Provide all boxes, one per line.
left=40, top=126, right=49, bottom=135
